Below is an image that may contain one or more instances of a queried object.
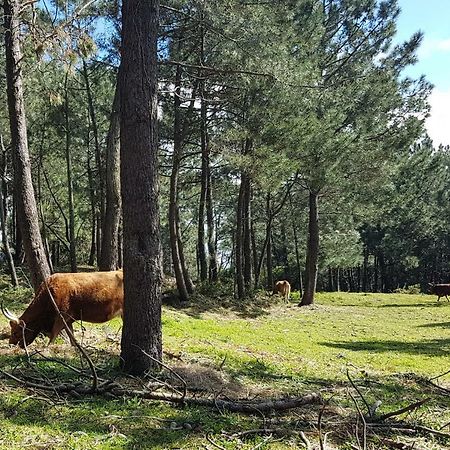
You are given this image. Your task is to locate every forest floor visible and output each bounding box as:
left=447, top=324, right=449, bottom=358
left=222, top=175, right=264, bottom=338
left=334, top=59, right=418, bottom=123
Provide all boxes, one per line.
left=0, top=278, right=449, bottom=449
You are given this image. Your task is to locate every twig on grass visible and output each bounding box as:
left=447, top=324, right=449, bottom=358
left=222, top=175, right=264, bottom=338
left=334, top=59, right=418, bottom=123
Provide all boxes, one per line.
left=299, top=431, right=312, bottom=450
left=429, top=369, right=450, bottom=381
left=139, top=346, right=187, bottom=402
left=349, top=389, right=367, bottom=450
left=206, top=433, right=226, bottom=450
left=375, top=398, right=430, bottom=422
left=347, top=368, right=371, bottom=418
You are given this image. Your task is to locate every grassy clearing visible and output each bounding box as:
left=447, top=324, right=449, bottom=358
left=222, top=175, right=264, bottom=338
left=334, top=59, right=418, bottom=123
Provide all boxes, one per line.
left=0, top=283, right=449, bottom=449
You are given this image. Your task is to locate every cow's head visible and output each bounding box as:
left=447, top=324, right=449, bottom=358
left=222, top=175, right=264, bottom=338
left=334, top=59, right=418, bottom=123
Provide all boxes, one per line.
left=1, top=303, right=39, bottom=348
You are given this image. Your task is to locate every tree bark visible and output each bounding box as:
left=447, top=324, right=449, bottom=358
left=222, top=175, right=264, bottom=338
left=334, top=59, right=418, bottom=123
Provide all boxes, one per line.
left=242, top=172, right=252, bottom=290
left=299, top=191, right=319, bottom=306
left=82, top=59, right=105, bottom=250
left=3, top=0, right=51, bottom=291
left=197, top=81, right=208, bottom=282
left=120, top=0, right=162, bottom=375
left=266, top=225, right=273, bottom=291
left=206, top=161, right=218, bottom=282
left=64, top=71, right=77, bottom=272
left=0, top=134, right=18, bottom=286
left=169, top=64, right=189, bottom=302
left=235, top=177, right=245, bottom=299
left=99, top=83, right=122, bottom=271
left=291, top=209, right=303, bottom=295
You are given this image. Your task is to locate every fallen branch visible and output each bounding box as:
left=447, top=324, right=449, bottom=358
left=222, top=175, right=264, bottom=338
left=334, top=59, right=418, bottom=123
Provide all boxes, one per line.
left=110, top=388, right=323, bottom=413
left=0, top=368, right=322, bottom=414
left=374, top=398, right=430, bottom=422
left=368, top=422, right=450, bottom=439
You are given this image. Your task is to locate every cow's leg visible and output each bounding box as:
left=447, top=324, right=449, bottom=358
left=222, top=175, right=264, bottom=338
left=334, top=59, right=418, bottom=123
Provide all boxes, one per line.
left=49, top=316, right=74, bottom=345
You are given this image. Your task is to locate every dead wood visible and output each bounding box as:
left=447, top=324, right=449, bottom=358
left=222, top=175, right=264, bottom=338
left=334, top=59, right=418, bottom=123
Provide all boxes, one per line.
left=0, top=367, right=322, bottom=414
left=374, top=398, right=430, bottom=422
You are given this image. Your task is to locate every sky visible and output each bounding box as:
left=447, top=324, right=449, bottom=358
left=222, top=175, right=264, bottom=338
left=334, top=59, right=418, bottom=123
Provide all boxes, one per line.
left=395, top=0, right=450, bottom=147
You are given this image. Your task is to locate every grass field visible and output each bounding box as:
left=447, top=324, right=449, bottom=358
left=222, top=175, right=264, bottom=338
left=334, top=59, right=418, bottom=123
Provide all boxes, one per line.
left=0, top=283, right=449, bottom=449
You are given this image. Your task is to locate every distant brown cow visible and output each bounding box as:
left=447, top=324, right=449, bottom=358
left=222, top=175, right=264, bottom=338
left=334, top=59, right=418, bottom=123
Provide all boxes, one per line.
left=429, top=283, right=450, bottom=302
left=272, top=280, right=291, bottom=302
left=2, top=270, right=123, bottom=348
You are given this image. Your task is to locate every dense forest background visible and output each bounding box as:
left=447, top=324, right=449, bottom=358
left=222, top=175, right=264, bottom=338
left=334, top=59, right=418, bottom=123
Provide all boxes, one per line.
left=1, top=0, right=449, bottom=303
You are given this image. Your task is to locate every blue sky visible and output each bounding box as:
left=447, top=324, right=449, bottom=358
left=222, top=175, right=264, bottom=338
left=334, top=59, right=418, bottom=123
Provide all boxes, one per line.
left=396, top=0, right=450, bottom=146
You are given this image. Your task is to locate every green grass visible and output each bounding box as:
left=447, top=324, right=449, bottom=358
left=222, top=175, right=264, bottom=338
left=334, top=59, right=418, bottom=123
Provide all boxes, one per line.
left=1, top=285, right=449, bottom=449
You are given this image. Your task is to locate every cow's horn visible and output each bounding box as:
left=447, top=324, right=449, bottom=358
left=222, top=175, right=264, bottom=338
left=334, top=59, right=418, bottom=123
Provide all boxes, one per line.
left=1, top=302, right=19, bottom=323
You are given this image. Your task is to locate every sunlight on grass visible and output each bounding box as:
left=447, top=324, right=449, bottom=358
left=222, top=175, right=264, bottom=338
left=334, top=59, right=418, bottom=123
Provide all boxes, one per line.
left=1, top=289, right=449, bottom=449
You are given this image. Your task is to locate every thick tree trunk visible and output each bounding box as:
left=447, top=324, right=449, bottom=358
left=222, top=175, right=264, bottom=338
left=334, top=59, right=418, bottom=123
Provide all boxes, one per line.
left=4, top=0, right=51, bottom=291
left=99, top=84, right=122, bottom=271
left=120, top=0, right=162, bottom=375
left=64, top=72, right=77, bottom=272
left=169, top=65, right=189, bottom=302
left=299, top=191, right=319, bottom=306
left=0, top=134, right=18, bottom=286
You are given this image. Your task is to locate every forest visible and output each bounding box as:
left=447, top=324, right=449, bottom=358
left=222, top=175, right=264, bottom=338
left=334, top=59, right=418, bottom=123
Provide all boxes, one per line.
left=0, top=0, right=449, bottom=449
left=0, top=0, right=449, bottom=302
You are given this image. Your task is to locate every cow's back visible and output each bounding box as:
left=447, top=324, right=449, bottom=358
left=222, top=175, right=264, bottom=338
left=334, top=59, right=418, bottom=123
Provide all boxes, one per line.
left=47, top=271, right=124, bottom=322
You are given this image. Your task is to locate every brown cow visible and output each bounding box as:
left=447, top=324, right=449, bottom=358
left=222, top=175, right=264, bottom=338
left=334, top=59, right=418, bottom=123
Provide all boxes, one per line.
left=429, top=283, right=450, bottom=302
left=272, top=280, right=291, bottom=302
left=2, top=270, right=123, bottom=348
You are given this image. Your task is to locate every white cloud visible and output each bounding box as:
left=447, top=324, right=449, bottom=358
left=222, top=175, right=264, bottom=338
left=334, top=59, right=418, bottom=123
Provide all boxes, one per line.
left=425, top=88, right=450, bottom=147
left=418, top=37, right=450, bottom=59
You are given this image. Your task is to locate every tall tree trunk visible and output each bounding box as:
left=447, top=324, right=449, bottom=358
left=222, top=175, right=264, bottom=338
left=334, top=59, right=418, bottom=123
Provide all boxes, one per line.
left=206, top=163, right=218, bottom=282
left=242, top=173, right=252, bottom=289
left=235, top=177, right=245, bottom=299
left=99, top=84, right=122, bottom=270
left=266, top=226, right=273, bottom=291
left=3, top=0, right=51, bottom=291
left=82, top=59, right=105, bottom=249
left=197, top=83, right=208, bottom=282
left=291, top=211, right=303, bottom=295
left=362, top=246, right=368, bottom=292
left=299, top=191, right=319, bottom=306
left=36, top=151, right=53, bottom=274
left=374, top=254, right=378, bottom=292
left=0, top=134, right=18, bottom=286
left=64, top=72, right=77, bottom=272
left=176, top=208, right=194, bottom=294
left=87, top=152, right=97, bottom=266
left=169, top=64, right=189, bottom=301
left=120, top=0, right=162, bottom=375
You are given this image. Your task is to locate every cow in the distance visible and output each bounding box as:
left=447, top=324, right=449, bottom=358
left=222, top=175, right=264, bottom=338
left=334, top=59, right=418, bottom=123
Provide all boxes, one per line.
left=429, top=283, right=450, bottom=302
left=272, top=280, right=291, bottom=302
left=2, top=270, right=124, bottom=348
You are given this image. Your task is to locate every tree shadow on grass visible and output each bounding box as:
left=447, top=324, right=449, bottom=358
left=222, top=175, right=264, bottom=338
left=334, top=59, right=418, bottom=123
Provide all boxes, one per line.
left=0, top=388, right=242, bottom=449
left=379, top=302, right=443, bottom=308
left=417, top=321, right=450, bottom=328
left=320, top=337, right=450, bottom=357
left=164, top=291, right=279, bottom=320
